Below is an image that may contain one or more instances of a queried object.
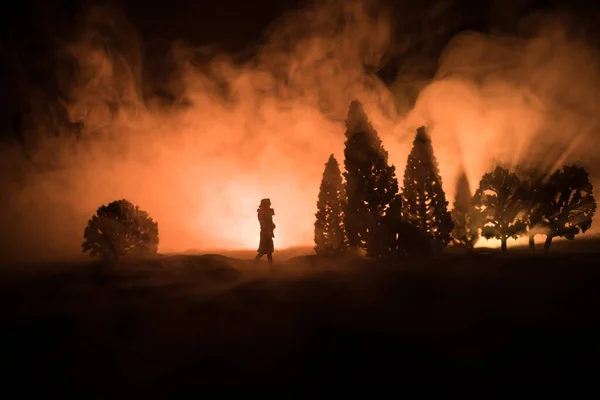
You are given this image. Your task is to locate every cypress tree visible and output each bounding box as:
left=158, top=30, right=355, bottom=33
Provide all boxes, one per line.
left=401, top=126, right=454, bottom=252
left=450, top=170, right=480, bottom=250
left=343, top=100, right=399, bottom=258
left=314, top=154, right=347, bottom=255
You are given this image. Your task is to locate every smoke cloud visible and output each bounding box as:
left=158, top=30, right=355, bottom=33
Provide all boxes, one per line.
left=1, top=0, right=599, bottom=263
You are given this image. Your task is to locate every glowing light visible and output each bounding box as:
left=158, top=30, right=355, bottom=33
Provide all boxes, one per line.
left=1, top=2, right=599, bottom=263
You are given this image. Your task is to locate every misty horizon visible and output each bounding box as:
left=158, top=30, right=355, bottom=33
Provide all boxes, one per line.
left=1, top=0, right=600, bottom=263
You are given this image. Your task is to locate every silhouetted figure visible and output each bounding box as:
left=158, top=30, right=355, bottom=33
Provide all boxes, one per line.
left=255, top=198, right=276, bottom=264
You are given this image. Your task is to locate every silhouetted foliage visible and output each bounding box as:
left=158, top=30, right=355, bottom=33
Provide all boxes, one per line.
left=537, top=165, right=597, bottom=252
left=343, top=100, right=399, bottom=258
left=517, top=167, right=548, bottom=250
left=314, top=154, right=348, bottom=256
left=82, top=199, right=159, bottom=263
left=401, top=126, right=454, bottom=252
left=472, top=167, right=527, bottom=252
left=382, top=194, right=432, bottom=257
left=450, top=170, right=480, bottom=250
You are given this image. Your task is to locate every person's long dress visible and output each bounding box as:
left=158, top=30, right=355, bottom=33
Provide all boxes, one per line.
left=257, top=208, right=275, bottom=254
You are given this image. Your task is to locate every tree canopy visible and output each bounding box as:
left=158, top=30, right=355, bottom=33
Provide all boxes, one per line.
left=517, top=167, right=548, bottom=250
left=537, top=165, right=597, bottom=251
left=472, top=166, right=527, bottom=252
left=82, top=199, right=159, bottom=263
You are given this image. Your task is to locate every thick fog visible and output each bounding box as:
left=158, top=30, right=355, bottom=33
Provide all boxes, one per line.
left=1, top=0, right=599, bottom=263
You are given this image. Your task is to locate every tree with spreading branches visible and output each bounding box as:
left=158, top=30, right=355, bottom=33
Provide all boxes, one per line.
left=472, top=166, right=528, bottom=252
left=537, top=165, right=596, bottom=252
left=517, top=167, right=548, bottom=250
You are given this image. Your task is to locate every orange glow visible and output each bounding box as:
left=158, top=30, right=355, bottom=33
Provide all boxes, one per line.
left=474, top=236, right=532, bottom=250
left=1, top=1, right=599, bottom=263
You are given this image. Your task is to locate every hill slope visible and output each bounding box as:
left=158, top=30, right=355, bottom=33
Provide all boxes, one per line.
left=1, top=251, right=599, bottom=394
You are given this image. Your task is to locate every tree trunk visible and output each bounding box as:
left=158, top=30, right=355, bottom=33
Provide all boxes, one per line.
left=544, top=236, right=553, bottom=252
left=528, top=234, right=535, bottom=250
left=501, top=237, right=507, bottom=253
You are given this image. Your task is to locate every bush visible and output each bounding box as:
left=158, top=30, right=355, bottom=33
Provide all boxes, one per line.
left=82, top=199, right=159, bottom=263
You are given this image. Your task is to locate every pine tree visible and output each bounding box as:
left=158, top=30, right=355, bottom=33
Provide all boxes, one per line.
left=450, top=170, right=480, bottom=250
left=314, top=154, right=347, bottom=255
left=381, top=194, right=431, bottom=257
left=343, top=100, right=399, bottom=258
left=401, top=126, right=454, bottom=252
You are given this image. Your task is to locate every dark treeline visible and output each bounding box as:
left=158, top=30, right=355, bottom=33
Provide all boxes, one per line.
left=314, top=100, right=597, bottom=256
left=78, top=98, right=597, bottom=264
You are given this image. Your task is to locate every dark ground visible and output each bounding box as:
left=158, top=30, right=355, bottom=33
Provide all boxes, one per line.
left=1, top=242, right=600, bottom=396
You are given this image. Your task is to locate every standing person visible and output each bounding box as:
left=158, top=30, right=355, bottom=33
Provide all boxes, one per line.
left=255, top=198, right=275, bottom=264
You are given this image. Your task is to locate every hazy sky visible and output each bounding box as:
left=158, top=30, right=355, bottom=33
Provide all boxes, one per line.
left=1, top=0, right=599, bottom=263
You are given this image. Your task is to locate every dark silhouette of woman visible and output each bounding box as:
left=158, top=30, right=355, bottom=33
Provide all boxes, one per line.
left=255, top=198, right=275, bottom=264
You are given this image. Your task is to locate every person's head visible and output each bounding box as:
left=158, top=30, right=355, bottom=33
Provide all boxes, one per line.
left=259, top=198, right=271, bottom=208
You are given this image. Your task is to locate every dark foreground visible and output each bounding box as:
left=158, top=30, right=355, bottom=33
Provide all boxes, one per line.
left=1, top=250, right=600, bottom=395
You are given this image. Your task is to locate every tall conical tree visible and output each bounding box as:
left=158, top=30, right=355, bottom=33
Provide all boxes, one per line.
left=343, top=100, right=399, bottom=258
left=401, top=126, right=454, bottom=251
left=314, top=154, right=347, bottom=255
left=381, top=194, right=431, bottom=257
left=450, top=170, right=480, bottom=250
